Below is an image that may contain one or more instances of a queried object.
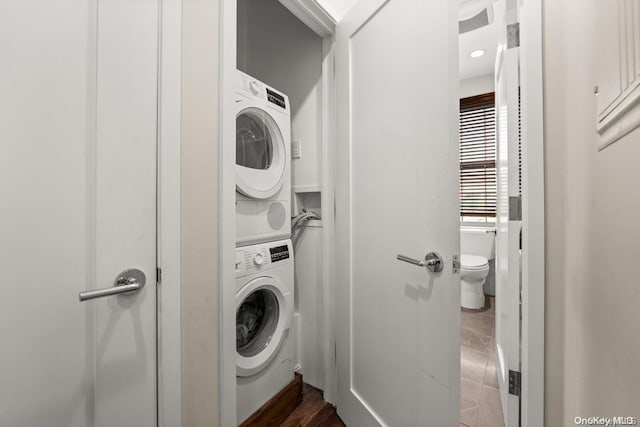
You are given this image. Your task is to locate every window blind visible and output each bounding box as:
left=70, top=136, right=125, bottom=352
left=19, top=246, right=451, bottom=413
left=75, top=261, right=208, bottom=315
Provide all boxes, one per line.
left=459, top=92, right=496, bottom=218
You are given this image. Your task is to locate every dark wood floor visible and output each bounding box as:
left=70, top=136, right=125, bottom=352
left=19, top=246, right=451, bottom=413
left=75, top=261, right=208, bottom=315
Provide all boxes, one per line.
left=279, top=382, right=477, bottom=427
left=281, top=383, right=345, bottom=427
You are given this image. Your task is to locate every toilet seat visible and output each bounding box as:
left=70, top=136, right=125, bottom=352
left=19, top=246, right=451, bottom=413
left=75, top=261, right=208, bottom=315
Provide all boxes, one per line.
left=460, top=254, right=489, bottom=271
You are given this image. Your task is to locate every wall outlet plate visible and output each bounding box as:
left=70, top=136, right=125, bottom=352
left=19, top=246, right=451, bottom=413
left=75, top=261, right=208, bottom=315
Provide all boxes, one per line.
left=291, top=140, right=301, bottom=159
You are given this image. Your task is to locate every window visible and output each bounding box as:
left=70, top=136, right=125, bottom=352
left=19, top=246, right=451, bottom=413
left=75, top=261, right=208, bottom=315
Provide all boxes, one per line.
left=459, top=92, right=496, bottom=222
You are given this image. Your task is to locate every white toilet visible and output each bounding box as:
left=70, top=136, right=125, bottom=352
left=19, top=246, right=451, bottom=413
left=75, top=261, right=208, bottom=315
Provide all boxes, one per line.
left=460, top=254, right=490, bottom=309
left=460, top=227, right=495, bottom=309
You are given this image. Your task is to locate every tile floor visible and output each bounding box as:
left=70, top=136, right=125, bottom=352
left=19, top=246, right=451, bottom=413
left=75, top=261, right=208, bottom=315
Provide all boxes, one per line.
left=460, top=296, right=505, bottom=427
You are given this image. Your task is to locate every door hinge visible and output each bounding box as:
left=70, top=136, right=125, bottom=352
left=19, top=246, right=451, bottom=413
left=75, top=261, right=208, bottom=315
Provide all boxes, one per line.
left=508, top=23, right=520, bottom=48
left=509, top=370, right=521, bottom=396
left=509, top=196, right=522, bottom=221
left=452, top=255, right=460, bottom=273
left=156, top=267, right=162, bottom=283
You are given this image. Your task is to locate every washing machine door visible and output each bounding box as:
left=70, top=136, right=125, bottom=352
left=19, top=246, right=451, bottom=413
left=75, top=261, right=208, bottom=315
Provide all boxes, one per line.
left=236, top=107, right=287, bottom=199
left=236, top=276, right=292, bottom=377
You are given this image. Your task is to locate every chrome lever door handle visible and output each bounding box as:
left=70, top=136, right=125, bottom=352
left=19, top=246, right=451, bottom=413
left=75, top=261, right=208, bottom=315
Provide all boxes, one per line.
left=397, top=254, right=426, bottom=267
left=79, top=268, right=146, bottom=302
left=396, top=252, right=444, bottom=273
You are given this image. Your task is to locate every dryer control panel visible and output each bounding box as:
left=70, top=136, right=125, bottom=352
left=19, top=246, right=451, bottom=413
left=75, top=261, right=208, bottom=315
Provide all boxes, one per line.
left=236, top=70, right=289, bottom=113
left=235, top=239, right=293, bottom=278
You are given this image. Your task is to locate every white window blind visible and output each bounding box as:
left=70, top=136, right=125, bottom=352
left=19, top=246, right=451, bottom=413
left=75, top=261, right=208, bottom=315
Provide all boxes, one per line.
left=459, top=93, right=496, bottom=218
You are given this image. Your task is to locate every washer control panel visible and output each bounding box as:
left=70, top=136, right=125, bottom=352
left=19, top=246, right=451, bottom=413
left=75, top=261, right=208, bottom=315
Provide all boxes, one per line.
left=269, top=244, right=290, bottom=263
left=235, top=239, right=293, bottom=278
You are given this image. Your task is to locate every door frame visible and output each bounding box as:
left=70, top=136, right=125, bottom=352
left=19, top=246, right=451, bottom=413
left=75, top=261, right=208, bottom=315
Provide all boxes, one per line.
left=158, top=0, right=182, bottom=425
left=219, top=0, right=237, bottom=425
left=518, top=0, right=545, bottom=425
left=494, top=6, right=522, bottom=422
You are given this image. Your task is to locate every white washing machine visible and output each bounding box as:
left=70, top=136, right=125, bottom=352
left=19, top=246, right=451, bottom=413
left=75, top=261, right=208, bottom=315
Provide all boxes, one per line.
left=236, top=70, right=291, bottom=246
left=235, top=239, right=295, bottom=424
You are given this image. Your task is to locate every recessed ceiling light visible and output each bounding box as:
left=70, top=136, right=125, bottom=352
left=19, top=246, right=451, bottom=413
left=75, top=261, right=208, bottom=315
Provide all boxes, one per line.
left=470, top=49, right=485, bottom=58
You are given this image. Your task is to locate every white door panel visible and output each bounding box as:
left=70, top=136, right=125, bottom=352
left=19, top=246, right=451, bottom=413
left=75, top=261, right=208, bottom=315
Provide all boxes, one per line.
left=495, top=3, right=522, bottom=424
left=335, top=0, right=460, bottom=425
left=0, top=0, right=158, bottom=425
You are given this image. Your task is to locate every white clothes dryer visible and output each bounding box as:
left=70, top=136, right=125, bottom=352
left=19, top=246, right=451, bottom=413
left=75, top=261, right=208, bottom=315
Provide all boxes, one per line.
left=235, top=71, right=291, bottom=246
left=235, top=239, right=295, bottom=424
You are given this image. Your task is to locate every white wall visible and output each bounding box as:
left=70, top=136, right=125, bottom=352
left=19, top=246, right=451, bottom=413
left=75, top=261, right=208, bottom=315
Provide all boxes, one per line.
left=460, top=73, right=495, bottom=98
left=238, top=0, right=326, bottom=390
left=181, top=0, right=220, bottom=424
left=543, top=0, right=640, bottom=424
left=292, top=225, right=324, bottom=387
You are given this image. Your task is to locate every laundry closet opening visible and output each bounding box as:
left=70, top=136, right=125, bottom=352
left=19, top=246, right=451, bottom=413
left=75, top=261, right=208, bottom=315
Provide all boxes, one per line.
left=235, top=0, right=335, bottom=425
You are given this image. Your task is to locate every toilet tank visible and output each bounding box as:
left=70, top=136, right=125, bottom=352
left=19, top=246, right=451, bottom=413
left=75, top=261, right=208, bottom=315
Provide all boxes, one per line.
left=460, top=227, right=495, bottom=260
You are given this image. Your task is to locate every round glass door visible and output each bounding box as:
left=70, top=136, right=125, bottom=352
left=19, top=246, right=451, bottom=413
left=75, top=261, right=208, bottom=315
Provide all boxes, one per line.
left=235, top=107, right=286, bottom=199
left=236, top=114, right=273, bottom=171
left=236, top=288, right=280, bottom=358
left=235, top=278, right=291, bottom=377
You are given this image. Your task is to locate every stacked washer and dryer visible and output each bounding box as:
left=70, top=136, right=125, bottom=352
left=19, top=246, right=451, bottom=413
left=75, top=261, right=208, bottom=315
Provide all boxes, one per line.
left=234, top=70, right=295, bottom=424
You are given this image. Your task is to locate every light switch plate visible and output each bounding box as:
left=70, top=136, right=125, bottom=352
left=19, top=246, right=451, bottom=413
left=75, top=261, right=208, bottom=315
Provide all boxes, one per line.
left=291, top=140, right=301, bottom=159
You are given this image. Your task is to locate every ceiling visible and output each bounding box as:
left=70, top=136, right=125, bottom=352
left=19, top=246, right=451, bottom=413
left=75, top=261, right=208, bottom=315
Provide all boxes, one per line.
left=315, top=0, right=504, bottom=81
left=459, top=0, right=504, bottom=81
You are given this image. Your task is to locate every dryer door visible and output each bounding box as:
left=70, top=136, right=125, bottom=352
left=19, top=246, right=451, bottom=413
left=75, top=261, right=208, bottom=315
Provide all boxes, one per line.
left=236, top=107, right=287, bottom=199
left=236, top=277, right=292, bottom=376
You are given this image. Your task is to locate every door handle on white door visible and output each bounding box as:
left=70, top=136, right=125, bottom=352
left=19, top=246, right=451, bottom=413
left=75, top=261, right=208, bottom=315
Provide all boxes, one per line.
left=79, top=268, right=146, bottom=302
left=396, top=252, right=444, bottom=273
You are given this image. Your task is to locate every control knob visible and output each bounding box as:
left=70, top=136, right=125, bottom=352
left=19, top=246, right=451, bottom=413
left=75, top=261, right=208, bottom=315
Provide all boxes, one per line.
left=253, top=253, right=265, bottom=266
left=249, top=81, right=260, bottom=96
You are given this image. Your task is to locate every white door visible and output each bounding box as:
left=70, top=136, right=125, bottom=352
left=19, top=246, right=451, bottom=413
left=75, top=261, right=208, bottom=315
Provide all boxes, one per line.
left=0, top=1, right=158, bottom=426
left=334, top=0, right=461, bottom=425
left=495, top=1, right=522, bottom=424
